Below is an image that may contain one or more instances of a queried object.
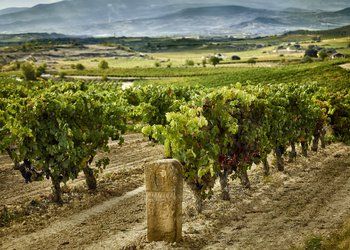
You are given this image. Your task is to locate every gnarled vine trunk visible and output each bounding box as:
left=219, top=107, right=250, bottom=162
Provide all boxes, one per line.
left=288, top=141, right=297, bottom=162
left=320, top=130, right=326, bottom=149
left=219, top=169, right=230, bottom=200
left=275, top=147, right=285, bottom=171
left=238, top=167, right=251, bottom=189
left=301, top=141, right=308, bottom=157
left=188, top=183, right=203, bottom=213
left=83, top=165, right=97, bottom=190
left=51, top=175, right=63, bottom=204
left=262, top=157, right=270, bottom=176
left=312, top=135, right=320, bottom=152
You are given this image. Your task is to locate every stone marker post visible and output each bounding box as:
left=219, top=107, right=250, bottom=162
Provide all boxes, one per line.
left=145, top=159, right=183, bottom=243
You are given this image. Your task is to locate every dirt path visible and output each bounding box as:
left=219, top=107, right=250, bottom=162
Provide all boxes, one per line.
left=1, top=187, right=145, bottom=250
left=1, top=142, right=350, bottom=249
left=0, top=134, right=161, bottom=206
left=41, top=74, right=161, bottom=82
left=340, top=63, right=350, bottom=70
left=190, top=144, right=350, bottom=250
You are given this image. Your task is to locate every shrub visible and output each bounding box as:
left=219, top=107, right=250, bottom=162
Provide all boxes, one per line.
left=13, top=61, right=21, bottom=70
left=76, top=63, right=85, bottom=71
left=101, top=74, right=108, bottom=81
left=247, top=58, right=257, bottom=64
left=21, top=62, right=36, bottom=81
left=36, top=63, right=47, bottom=77
left=185, top=59, right=195, bottom=67
left=154, top=62, right=161, bottom=68
left=59, top=71, right=67, bottom=79
left=318, top=49, right=328, bottom=60
left=7, top=61, right=21, bottom=71
left=304, top=236, right=323, bottom=250
left=202, top=59, right=207, bottom=67
left=301, top=56, right=313, bottom=63
left=98, top=60, right=109, bottom=70
left=0, top=206, right=13, bottom=227
left=209, top=56, right=221, bottom=67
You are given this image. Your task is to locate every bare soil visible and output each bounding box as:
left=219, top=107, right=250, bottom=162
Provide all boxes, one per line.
left=1, top=137, right=350, bottom=250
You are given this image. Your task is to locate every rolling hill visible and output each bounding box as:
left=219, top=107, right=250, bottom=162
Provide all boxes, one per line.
left=285, top=24, right=350, bottom=37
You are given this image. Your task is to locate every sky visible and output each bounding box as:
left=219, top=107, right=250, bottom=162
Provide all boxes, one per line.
left=0, top=0, right=348, bottom=11
left=0, top=0, right=60, bottom=9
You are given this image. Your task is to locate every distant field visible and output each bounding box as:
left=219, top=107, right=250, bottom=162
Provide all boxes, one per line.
left=50, top=36, right=349, bottom=73
left=55, top=47, right=303, bottom=70
left=59, top=60, right=349, bottom=90
left=137, top=60, right=350, bottom=89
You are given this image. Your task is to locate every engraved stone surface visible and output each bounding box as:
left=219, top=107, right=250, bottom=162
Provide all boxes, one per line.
left=145, top=159, right=183, bottom=242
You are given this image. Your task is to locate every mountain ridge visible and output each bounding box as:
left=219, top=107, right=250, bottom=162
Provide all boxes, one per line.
left=0, top=1, right=349, bottom=37
left=0, top=7, right=28, bottom=16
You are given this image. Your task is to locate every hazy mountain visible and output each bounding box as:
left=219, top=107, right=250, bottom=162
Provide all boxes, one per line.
left=0, top=0, right=349, bottom=36
left=85, top=6, right=350, bottom=37
left=334, top=7, right=350, bottom=15
left=0, top=7, right=28, bottom=16
left=144, top=6, right=349, bottom=36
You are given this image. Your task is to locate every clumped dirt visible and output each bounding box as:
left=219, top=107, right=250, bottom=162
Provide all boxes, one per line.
left=1, top=138, right=350, bottom=250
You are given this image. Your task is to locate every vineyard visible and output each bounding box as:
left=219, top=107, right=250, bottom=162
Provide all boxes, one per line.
left=1, top=73, right=350, bottom=248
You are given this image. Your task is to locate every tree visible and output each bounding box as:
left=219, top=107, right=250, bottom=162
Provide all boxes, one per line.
left=209, top=56, right=221, bottom=67
left=21, top=62, right=36, bottom=81
left=231, top=55, right=241, bottom=60
left=98, top=60, right=109, bottom=70
left=304, top=49, right=318, bottom=58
